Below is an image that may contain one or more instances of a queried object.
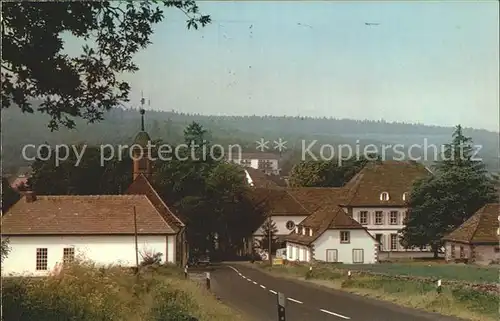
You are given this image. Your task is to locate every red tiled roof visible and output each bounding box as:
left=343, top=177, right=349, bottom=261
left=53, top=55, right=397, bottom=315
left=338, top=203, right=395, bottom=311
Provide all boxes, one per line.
left=245, top=188, right=309, bottom=216
left=344, top=160, right=431, bottom=207
left=1, top=195, right=176, bottom=235
left=125, top=174, right=184, bottom=232
left=442, top=203, right=500, bottom=244
left=285, top=206, right=370, bottom=245
left=287, top=188, right=347, bottom=213
left=284, top=187, right=367, bottom=245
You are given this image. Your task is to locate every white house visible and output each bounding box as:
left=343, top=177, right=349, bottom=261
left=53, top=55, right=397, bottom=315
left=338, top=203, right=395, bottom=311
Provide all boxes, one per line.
left=250, top=188, right=309, bottom=247
left=340, top=160, right=432, bottom=252
left=1, top=192, right=179, bottom=276
left=231, top=152, right=281, bottom=175
left=285, top=204, right=378, bottom=264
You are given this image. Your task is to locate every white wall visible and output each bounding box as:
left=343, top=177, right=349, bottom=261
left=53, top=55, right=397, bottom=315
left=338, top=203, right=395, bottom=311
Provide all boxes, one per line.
left=253, top=215, right=307, bottom=236
left=286, top=243, right=311, bottom=262
left=2, top=235, right=176, bottom=276
left=313, top=229, right=377, bottom=264
left=349, top=207, right=422, bottom=252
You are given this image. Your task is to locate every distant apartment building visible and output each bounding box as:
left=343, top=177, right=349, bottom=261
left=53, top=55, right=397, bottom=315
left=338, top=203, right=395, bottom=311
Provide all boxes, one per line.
left=231, top=152, right=281, bottom=175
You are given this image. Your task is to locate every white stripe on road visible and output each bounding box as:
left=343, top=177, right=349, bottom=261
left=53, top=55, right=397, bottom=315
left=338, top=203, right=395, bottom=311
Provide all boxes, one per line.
left=320, top=309, right=350, bottom=319
left=229, top=265, right=350, bottom=319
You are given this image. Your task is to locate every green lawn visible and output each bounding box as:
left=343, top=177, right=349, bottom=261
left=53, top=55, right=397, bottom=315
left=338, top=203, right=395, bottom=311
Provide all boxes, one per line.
left=320, top=263, right=498, bottom=283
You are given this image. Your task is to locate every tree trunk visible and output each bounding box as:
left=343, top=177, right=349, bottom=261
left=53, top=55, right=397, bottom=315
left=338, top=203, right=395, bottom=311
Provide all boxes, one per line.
left=432, top=244, right=439, bottom=259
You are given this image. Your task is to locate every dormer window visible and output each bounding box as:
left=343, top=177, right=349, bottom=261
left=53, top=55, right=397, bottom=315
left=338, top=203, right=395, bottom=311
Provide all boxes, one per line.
left=295, top=226, right=299, bottom=234
left=402, top=192, right=408, bottom=201
left=380, top=192, right=390, bottom=201
left=302, top=227, right=305, bottom=235
left=309, top=228, right=313, bottom=236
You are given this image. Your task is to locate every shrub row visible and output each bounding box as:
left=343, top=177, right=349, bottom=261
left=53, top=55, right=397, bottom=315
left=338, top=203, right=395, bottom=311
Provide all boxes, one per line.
left=2, top=261, right=209, bottom=321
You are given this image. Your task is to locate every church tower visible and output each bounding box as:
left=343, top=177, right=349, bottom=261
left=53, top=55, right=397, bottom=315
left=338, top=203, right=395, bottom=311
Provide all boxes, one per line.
left=132, top=96, right=152, bottom=180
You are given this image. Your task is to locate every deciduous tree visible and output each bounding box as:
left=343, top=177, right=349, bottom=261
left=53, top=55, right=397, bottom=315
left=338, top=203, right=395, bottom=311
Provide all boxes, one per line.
left=1, top=1, right=210, bottom=130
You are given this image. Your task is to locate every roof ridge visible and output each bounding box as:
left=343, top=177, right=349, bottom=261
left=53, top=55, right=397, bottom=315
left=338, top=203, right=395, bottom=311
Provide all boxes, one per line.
left=285, top=189, right=313, bottom=214
left=468, top=204, right=487, bottom=242
left=136, top=174, right=185, bottom=227
left=141, top=191, right=176, bottom=231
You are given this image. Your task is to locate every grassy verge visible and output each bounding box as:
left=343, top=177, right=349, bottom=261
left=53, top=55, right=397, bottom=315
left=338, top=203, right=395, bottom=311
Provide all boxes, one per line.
left=252, top=262, right=498, bottom=321
left=2, top=260, right=246, bottom=321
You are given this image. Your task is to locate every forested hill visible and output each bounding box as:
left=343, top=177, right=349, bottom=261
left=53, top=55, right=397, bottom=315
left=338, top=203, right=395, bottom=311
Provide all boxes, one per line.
left=2, top=106, right=498, bottom=173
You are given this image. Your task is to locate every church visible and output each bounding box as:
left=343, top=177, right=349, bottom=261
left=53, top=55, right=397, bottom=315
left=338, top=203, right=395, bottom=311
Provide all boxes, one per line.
left=1, top=109, right=188, bottom=276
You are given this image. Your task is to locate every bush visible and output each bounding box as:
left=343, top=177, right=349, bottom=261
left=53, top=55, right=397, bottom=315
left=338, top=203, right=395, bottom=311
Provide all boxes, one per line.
left=1, top=259, right=239, bottom=321
left=140, top=249, right=163, bottom=267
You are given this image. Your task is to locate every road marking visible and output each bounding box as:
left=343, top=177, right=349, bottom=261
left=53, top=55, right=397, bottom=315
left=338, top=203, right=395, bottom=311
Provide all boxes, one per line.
left=247, top=278, right=252, bottom=282
left=252, top=281, right=258, bottom=285
left=260, top=284, right=266, bottom=289
left=287, top=297, right=303, bottom=304
left=320, top=309, right=350, bottom=319
left=269, top=290, right=277, bottom=294
left=228, top=266, right=240, bottom=273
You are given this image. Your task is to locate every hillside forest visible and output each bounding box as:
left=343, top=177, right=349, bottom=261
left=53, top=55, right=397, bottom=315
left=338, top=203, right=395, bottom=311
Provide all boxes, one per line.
left=2, top=106, right=498, bottom=176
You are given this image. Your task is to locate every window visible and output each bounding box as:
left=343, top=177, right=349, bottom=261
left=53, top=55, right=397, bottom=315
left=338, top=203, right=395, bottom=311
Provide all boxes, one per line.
left=451, top=245, right=456, bottom=258
left=63, top=248, right=75, bottom=264
left=340, top=231, right=350, bottom=243
left=286, top=220, right=295, bottom=230
left=241, top=159, right=251, bottom=166
left=375, top=211, right=383, bottom=225
left=309, top=228, right=313, bottom=236
left=380, top=192, right=390, bottom=201
left=36, top=248, right=48, bottom=270
left=494, top=247, right=500, bottom=253
left=390, top=234, right=398, bottom=250
left=390, top=211, right=399, bottom=225
left=402, top=192, right=408, bottom=201
left=326, top=249, right=338, bottom=262
left=359, top=211, right=368, bottom=225
left=459, top=246, right=465, bottom=258
left=258, top=159, right=272, bottom=170
left=352, top=249, right=364, bottom=263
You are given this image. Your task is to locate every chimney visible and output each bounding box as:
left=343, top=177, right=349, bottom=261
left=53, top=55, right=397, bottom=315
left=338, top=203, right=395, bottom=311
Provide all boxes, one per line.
left=25, top=191, right=36, bottom=203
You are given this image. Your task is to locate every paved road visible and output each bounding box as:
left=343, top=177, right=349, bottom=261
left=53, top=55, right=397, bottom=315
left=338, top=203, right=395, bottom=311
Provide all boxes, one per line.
left=209, top=263, right=463, bottom=321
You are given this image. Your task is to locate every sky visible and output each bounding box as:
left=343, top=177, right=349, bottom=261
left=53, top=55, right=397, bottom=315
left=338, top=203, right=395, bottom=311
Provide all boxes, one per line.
left=72, top=1, right=499, bottom=131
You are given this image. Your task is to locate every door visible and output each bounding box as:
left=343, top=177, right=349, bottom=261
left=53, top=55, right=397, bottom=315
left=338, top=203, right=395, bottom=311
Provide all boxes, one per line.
left=352, top=249, right=364, bottom=263
left=326, top=249, right=338, bottom=262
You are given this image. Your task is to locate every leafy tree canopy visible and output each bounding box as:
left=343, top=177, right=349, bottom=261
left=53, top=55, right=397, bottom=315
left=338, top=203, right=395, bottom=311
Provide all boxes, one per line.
left=1, top=1, right=210, bottom=130
left=2, top=178, right=20, bottom=212
left=288, top=154, right=378, bottom=187
left=257, top=218, right=280, bottom=254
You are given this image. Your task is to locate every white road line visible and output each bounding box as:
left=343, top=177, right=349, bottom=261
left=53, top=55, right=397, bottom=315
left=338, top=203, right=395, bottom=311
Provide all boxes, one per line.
left=260, top=284, right=266, bottom=289
left=247, top=278, right=252, bottom=282
left=228, top=266, right=240, bottom=274
left=269, top=290, right=277, bottom=294
left=287, top=298, right=303, bottom=304
left=320, top=309, right=350, bottom=319
left=252, top=281, right=258, bottom=285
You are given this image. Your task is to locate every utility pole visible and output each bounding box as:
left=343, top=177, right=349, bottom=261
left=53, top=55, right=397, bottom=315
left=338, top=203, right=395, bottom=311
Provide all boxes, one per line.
left=268, top=216, right=272, bottom=266
left=133, top=206, right=139, bottom=273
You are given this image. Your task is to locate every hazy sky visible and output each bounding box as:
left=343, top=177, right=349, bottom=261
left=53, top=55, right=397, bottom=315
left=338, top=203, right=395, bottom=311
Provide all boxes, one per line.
left=80, top=1, right=500, bottom=131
